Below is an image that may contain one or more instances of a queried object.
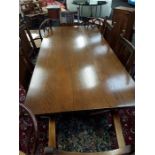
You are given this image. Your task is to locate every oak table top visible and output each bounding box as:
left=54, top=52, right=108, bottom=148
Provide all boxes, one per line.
left=25, top=26, right=135, bottom=115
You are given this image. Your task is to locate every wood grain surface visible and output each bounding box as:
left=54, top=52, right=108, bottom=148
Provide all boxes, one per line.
left=25, top=26, right=135, bottom=115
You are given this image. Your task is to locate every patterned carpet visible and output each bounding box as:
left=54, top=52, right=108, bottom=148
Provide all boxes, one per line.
left=56, top=112, right=118, bottom=152
left=19, top=85, right=135, bottom=155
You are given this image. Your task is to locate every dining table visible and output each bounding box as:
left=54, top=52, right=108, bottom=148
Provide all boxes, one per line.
left=25, top=26, right=135, bottom=115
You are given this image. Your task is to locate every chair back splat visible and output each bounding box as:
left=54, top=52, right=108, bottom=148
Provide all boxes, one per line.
left=19, top=23, right=38, bottom=57
left=101, top=19, right=119, bottom=49
left=114, top=33, right=135, bottom=80
left=61, top=11, right=78, bottom=26
left=101, top=20, right=135, bottom=80
left=19, top=40, right=34, bottom=91
left=39, top=18, right=53, bottom=41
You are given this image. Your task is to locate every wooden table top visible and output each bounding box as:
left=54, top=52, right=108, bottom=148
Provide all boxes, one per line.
left=25, top=26, right=135, bottom=115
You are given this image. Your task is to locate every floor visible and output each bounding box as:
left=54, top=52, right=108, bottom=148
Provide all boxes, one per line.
left=19, top=86, right=135, bottom=155
left=20, top=107, right=135, bottom=155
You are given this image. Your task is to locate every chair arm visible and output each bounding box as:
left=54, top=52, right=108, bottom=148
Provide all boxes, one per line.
left=33, top=37, right=42, bottom=41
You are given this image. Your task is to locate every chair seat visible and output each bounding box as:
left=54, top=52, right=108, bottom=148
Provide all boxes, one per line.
left=29, top=30, right=42, bottom=48
left=119, top=107, right=135, bottom=145
left=19, top=104, right=38, bottom=154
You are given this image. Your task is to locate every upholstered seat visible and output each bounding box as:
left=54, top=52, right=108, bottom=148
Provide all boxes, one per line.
left=19, top=85, right=26, bottom=104
left=19, top=104, right=38, bottom=155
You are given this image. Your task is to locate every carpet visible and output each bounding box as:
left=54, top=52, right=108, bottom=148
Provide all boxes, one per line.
left=56, top=112, right=118, bottom=152
left=19, top=86, right=135, bottom=155
left=20, top=109, right=135, bottom=155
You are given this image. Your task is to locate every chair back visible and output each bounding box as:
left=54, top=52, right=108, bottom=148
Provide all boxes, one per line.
left=126, top=51, right=135, bottom=80
left=39, top=18, right=53, bottom=41
left=19, top=103, right=38, bottom=155
left=20, top=1, right=36, bottom=15
left=61, top=11, right=77, bottom=26
left=114, top=34, right=135, bottom=79
left=101, top=19, right=117, bottom=49
left=103, top=21, right=113, bottom=44
left=20, top=1, right=42, bottom=15
left=19, top=23, right=37, bottom=58
left=19, top=40, right=34, bottom=90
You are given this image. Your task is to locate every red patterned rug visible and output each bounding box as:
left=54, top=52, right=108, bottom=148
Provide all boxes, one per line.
left=19, top=85, right=135, bottom=154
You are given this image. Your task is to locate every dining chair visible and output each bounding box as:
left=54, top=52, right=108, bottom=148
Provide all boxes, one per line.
left=44, top=110, right=134, bottom=155
left=126, top=52, right=135, bottom=80
left=80, top=17, right=98, bottom=29
left=20, top=1, right=44, bottom=29
left=118, top=107, right=135, bottom=146
left=61, top=11, right=78, bottom=26
left=101, top=19, right=118, bottom=49
left=39, top=18, right=53, bottom=41
left=20, top=23, right=36, bottom=57
left=19, top=23, right=41, bottom=64
left=19, top=103, right=38, bottom=155
left=19, top=84, right=27, bottom=104
left=83, top=16, right=109, bottom=30
left=99, top=16, right=108, bottom=34
left=89, top=17, right=105, bottom=29
left=20, top=1, right=36, bottom=15
left=19, top=43, right=34, bottom=91
left=114, top=33, right=135, bottom=80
